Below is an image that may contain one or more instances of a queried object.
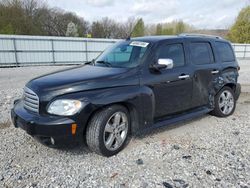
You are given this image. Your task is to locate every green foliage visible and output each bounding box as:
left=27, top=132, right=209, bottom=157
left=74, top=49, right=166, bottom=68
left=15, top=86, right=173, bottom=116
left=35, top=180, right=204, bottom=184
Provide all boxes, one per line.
left=131, top=18, right=145, bottom=37
left=91, top=21, right=105, bottom=38
left=156, top=24, right=163, bottom=35
left=175, top=21, right=185, bottom=34
left=228, top=6, right=250, bottom=43
left=154, top=20, right=193, bottom=35
left=0, top=23, right=14, bottom=34
left=0, top=0, right=88, bottom=36
left=0, top=0, right=194, bottom=38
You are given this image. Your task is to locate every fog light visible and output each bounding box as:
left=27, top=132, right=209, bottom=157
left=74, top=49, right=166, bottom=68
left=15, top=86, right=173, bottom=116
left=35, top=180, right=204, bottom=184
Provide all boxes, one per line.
left=50, top=137, right=55, bottom=145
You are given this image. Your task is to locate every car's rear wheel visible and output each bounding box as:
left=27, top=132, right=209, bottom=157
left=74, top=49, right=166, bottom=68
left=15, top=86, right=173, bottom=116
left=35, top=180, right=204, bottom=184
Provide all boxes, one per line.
left=211, top=86, right=236, bottom=117
left=86, top=105, right=130, bottom=157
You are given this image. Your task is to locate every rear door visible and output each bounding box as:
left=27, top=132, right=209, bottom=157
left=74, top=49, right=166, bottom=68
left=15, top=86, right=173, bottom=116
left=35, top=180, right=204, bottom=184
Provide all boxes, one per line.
left=188, top=40, right=221, bottom=108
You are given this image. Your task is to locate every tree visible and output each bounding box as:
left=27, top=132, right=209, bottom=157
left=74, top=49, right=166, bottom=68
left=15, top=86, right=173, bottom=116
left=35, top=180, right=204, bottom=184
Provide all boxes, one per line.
left=0, top=0, right=194, bottom=38
left=66, top=21, right=79, bottom=37
left=162, top=27, right=174, bottom=35
left=131, top=18, right=145, bottom=37
left=0, top=0, right=89, bottom=36
left=0, top=23, right=14, bottom=34
left=156, top=24, right=163, bottom=35
left=91, top=21, right=105, bottom=38
left=228, top=6, right=250, bottom=43
left=175, top=20, right=185, bottom=34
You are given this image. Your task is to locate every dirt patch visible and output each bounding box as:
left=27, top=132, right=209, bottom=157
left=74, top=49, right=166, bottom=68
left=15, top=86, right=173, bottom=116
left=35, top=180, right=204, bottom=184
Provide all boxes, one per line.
left=0, top=120, right=11, bottom=129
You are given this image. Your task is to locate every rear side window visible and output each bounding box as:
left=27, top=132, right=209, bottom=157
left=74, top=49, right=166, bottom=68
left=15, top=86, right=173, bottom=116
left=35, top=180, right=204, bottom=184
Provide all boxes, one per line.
left=190, top=42, right=214, bottom=65
left=215, top=42, right=235, bottom=62
left=156, top=43, right=185, bottom=67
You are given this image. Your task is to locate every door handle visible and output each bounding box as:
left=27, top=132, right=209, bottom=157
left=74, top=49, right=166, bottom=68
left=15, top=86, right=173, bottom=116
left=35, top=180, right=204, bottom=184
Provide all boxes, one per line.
left=211, top=70, right=219, bottom=74
left=178, top=75, right=190, bottom=79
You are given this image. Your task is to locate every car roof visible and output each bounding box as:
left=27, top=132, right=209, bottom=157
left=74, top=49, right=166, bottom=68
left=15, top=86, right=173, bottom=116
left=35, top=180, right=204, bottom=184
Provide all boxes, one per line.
left=131, top=34, right=228, bottom=43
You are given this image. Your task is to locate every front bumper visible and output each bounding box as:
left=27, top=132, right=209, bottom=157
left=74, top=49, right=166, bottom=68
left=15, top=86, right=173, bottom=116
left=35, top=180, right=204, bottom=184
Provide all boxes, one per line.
left=11, top=100, right=82, bottom=146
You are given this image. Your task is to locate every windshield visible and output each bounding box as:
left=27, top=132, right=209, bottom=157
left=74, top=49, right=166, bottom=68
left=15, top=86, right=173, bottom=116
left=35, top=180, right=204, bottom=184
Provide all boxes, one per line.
left=95, top=40, right=150, bottom=68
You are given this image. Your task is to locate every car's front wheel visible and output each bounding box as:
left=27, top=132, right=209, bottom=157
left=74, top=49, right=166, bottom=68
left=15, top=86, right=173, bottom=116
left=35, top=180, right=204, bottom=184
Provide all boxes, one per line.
left=86, top=105, right=130, bottom=157
left=211, top=86, right=236, bottom=117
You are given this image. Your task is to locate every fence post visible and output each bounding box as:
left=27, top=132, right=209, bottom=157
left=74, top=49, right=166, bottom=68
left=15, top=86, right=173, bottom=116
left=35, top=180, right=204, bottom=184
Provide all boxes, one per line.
left=85, top=40, right=88, bottom=63
left=13, top=38, right=18, bottom=67
left=244, top=44, right=247, bottom=59
left=51, top=39, right=56, bottom=64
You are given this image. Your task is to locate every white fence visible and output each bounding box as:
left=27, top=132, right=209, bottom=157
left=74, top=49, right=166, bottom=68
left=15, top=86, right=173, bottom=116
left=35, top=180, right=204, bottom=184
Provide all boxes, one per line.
left=0, top=34, right=249, bottom=67
left=0, top=35, right=118, bottom=67
left=231, top=43, right=250, bottom=59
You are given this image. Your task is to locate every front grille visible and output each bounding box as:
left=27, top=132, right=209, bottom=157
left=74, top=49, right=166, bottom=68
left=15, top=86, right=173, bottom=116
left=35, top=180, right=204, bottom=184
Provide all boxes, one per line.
left=23, top=87, right=39, bottom=113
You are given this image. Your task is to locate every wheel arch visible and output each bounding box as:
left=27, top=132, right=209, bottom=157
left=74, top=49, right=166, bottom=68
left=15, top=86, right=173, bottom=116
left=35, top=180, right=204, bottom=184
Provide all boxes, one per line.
left=83, top=102, right=141, bottom=136
left=223, top=83, right=236, bottom=92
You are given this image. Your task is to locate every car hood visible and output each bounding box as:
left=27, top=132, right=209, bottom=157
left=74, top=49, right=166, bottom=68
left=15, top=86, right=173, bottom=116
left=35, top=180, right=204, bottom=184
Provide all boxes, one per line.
left=26, top=65, right=140, bottom=101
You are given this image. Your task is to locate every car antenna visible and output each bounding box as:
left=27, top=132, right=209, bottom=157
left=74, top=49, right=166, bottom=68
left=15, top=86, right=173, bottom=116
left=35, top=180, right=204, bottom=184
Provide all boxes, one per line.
left=126, top=20, right=138, bottom=41
left=126, top=31, right=133, bottom=41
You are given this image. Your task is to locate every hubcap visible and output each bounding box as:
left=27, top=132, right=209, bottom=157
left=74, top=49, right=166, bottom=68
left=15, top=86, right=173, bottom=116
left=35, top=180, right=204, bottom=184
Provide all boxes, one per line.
left=219, top=90, right=234, bottom=115
left=103, top=112, right=128, bottom=151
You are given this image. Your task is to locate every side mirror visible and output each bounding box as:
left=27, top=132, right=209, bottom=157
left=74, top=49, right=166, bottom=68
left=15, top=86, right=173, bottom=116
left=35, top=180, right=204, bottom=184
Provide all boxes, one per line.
left=151, top=58, right=174, bottom=71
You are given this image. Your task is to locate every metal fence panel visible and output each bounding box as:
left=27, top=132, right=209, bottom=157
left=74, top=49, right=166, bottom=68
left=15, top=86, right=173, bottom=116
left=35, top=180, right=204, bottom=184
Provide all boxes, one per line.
left=16, top=40, right=52, bottom=51
left=0, top=52, right=16, bottom=64
left=0, top=35, right=118, bottom=67
left=0, top=39, right=14, bottom=51
left=232, top=43, right=250, bottom=59
left=17, top=52, right=53, bottom=64
left=53, top=40, right=86, bottom=51
left=54, top=52, right=86, bottom=63
left=0, top=34, right=249, bottom=67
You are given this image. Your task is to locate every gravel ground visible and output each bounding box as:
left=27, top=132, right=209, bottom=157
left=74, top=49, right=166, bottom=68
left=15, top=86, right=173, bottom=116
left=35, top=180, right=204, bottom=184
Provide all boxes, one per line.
left=0, top=63, right=250, bottom=188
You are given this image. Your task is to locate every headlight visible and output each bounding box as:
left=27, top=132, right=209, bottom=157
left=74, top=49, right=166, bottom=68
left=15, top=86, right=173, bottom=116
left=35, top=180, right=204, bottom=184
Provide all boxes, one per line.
left=47, top=99, right=82, bottom=116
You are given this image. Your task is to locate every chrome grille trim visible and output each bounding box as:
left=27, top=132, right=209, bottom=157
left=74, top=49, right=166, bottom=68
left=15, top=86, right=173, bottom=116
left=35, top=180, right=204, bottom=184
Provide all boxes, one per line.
left=23, top=87, right=39, bottom=113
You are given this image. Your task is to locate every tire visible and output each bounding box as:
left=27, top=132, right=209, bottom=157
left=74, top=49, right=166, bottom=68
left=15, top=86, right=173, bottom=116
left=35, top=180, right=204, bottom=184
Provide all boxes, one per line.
left=86, top=105, right=130, bottom=157
left=211, top=86, right=236, bottom=117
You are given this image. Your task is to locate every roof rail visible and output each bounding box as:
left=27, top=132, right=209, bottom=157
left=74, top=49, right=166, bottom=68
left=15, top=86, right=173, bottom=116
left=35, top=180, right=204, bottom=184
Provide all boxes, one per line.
left=179, top=33, right=223, bottom=39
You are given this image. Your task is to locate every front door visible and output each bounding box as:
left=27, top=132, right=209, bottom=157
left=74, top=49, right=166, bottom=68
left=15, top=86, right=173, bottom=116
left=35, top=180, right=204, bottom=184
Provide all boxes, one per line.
left=144, top=41, right=193, bottom=119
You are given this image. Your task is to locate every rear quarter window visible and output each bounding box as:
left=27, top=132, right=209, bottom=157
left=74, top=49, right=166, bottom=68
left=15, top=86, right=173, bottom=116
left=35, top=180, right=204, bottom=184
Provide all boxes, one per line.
left=215, top=42, right=235, bottom=62
left=190, top=42, right=214, bottom=65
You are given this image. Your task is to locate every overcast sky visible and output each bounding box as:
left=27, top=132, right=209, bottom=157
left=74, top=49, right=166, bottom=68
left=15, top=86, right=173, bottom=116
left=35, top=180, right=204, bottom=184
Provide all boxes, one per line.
left=47, top=0, right=250, bottom=29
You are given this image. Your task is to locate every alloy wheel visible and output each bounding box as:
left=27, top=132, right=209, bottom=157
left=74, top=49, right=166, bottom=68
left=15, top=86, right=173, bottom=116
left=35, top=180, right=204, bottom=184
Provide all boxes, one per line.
left=219, top=90, right=234, bottom=115
left=103, top=112, right=128, bottom=151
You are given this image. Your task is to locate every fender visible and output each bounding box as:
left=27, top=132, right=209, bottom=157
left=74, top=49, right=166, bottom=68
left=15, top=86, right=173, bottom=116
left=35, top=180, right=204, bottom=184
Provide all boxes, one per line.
left=214, top=67, right=238, bottom=93
left=208, top=67, right=239, bottom=108
left=55, top=85, right=155, bottom=134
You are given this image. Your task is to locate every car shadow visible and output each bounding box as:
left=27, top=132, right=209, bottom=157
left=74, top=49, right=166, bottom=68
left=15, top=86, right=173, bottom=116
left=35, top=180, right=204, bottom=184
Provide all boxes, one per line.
left=50, top=115, right=209, bottom=156
left=134, top=114, right=209, bottom=140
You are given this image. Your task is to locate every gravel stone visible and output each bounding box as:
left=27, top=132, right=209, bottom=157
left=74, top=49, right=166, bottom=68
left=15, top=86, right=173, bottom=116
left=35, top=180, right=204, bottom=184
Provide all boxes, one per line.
left=182, top=155, right=192, bottom=160
left=173, top=179, right=186, bottom=184
left=206, top=170, right=212, bottom=175
left=136, top=158, right=144, bottom=165
left=163, top=182, right=173, bottom=188
left=172, top=144, right=180, bottom=150
left=0, top=65, right=250, bottom=187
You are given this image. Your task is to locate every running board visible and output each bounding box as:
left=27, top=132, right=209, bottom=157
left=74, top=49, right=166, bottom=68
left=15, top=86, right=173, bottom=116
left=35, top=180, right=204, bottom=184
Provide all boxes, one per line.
left=140, top=107, right=212, bottom=135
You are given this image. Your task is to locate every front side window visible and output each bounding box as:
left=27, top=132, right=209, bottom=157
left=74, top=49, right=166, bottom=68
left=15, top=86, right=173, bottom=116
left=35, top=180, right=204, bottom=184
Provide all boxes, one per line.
left=95, top=41, right=149, bottom=68
left=156, top=43, right=185, bottom=67
left=215, top=42, right=235, bottom=62
left=190, top=42, right=214, bottom=65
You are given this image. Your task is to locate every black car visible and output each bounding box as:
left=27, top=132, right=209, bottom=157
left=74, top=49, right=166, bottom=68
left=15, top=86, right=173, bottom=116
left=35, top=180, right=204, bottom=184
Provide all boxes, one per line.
left=11, top=34, right=241, bottom=156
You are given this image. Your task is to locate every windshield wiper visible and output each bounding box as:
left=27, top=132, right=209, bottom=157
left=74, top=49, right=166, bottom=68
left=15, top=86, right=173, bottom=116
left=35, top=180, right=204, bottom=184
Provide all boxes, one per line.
left=96, top=60, right=112, bottom=67
left=85, top=59, right=95, bottom=66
